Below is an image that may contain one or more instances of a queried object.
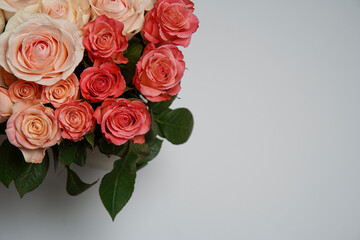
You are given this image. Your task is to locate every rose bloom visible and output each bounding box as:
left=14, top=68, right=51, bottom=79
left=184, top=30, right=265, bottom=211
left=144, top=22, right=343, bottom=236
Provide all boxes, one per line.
left=90, top=0, right=155, bottom=39
left=0, top=87, right=13, bottom=123
left=0, top=11, right=84, bottom=86
left=0, top=0, right=39, bottom=20
left=82, top=14, right=128, bottom=64
left=8, top=80, right=42, bottom=102
left=41, top=73, right=80, bottom=108
left=133, top=43, right=185, bottom=102
left=80, top=62, right=126, bottom=102
left=142, top=0, right=199, bottom=47
left=55, top=101, right=95, bottom=141
left=94, top=98, right=151, bottom=145
left=24, top=0, right=91, bottom=29
left=5, top=100, right=62, bottom=163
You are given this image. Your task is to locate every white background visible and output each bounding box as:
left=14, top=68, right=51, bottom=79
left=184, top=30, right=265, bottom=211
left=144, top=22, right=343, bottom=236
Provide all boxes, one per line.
left=1, top=0, right=360, bottom=239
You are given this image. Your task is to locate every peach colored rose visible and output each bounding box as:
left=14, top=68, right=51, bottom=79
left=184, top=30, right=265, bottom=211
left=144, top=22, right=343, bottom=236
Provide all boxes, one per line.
left=41, top=73, right=80, bottom=108
left=8, top=80, right=42, bottom=102
left=80, top=62, right=126, bottom=102
left=133, top=43, right=185, bottom=102
left=55, top=101, right=95, bottom=141
left=0, top=87, right=13, bottom=123
left=24, top=0, right=91, bottom=29
left=142, top=0, right=199, bottom=47
left=90, top=0, right=156, bottom=39
left=82, top=14, right=128, bottom=64
left=0, top=11, right=84, bottom=86
left=94, top=98, right=151, bottom=145
left=5, top=100, right=62, bottom=163
left=0, top=0, right=39, bottom=20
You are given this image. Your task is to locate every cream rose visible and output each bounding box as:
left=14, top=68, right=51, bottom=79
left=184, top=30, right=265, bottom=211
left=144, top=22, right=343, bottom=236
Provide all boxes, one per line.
left=0, top=87, right=13, bottom=123
left=90, top=0, right=156, bottom=39
left=0, top=11, right=84, bottom=86
left=24, top=0, right=91, bottom=29
left=0, top=0, right=40, bottom=20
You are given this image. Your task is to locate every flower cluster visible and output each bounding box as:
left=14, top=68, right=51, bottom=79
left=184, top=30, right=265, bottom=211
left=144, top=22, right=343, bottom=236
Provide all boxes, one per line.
left=0, top=0, right=198, bottom=220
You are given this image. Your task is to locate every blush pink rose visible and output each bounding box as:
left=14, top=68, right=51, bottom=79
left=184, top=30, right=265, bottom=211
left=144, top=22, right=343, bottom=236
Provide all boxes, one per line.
left=94, top=98, right=151, bottom=145
left=142, top=0, right=199, bottom=47
left=0, top=11, right=84, bottom=86
left=82, top=14, right=128, bottom=64
left=55, top=101, right=95, bottom=142
left=133, top=43, right=185, bottom=102
left=0, top=87, right=13, bottom=123
left=41, top=73, right=80, bottom=108
left=5, top=100, right=62, bottom=163
left=8, top=80, right=42, bottom=102
left=0, top=0, right=39, bottom=20
left=80, top=62, right=126, bottom=103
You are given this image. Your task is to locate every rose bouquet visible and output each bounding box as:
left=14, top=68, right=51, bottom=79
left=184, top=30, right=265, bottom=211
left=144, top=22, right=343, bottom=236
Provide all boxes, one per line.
left=0, top=0, right=199, bottom=220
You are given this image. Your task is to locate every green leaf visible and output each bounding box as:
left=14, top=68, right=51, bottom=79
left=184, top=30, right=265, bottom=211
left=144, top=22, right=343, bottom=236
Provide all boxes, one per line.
left=0, top=139, right=27, bottom=188
left=14, top=153, right=49, bottom=197
left=66, top=166, right=98, bottom=196
left=137, top=138, right=163, bottom=167
left=156, top=108, right=194, bottom=144
left=121, top=41, right=144, bottom=84
left=84, top=132, right=95, bottom=149
left=58, top=140, right=87, bottom=166
left=99, top=152, right=137, bottom=221
left=148, top=95, right=177, bottom=115
left=97, top=137, right=129, bottom=158
left=145, top=111, right=158, bottom=141
left=130, top=142, right=150, bottom=162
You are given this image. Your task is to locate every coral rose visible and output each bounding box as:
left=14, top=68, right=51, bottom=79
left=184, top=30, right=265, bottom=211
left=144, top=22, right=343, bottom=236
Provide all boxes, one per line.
left=0, top=87, right=13, bottom=123
left=80, top=62, right=126, bottom=103
left=142, top=0, right=199, bottom=47
left=89, top=0, right=156, bottom=39
left=82, top=14, right=128, bottom=64
left=0, top=0, right=39, bottom=20
left=94, top=99, right=151, bottom=145
left=8, top=80, right=42, bottom=102
left=55, top=101, right=95, bottom=142
left=24, top=0, right=91, bottom=29
left=133, top=43, right=185, bottom=102
left=5, top=100, right=62, bottom=163
left=0, top=11, right=84, bottom=86
left=41, top=73, right=80, bottom=108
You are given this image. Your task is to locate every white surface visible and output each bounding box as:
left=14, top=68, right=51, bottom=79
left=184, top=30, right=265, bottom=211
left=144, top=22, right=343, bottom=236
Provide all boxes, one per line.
left=1, top=0, right=360, bottom=239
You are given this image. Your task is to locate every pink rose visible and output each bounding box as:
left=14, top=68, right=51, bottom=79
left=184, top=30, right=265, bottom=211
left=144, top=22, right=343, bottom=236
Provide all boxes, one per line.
left=5, top=100, right=62, bottom=163
left=55, top=101, right=95, bottom=142
left=82, top=14, right=128, bottom=64
left=133, top=43, right=185, bottom=102
left=0, top=87, right=13, bottom=123
left=89, top=0, right=156, bottom=39
left=0, top=0, right=39, bottom=20
left=94, top=99, right=151, bottom=145
left=8, top=80, right=42, bottom=102
left=0, top=11, right=84, bottom=86
left=80, top=62, right=126, bottom=103
left=142, top=0, right=199, bottom=47
left=41, top=73, right=80, bottom=108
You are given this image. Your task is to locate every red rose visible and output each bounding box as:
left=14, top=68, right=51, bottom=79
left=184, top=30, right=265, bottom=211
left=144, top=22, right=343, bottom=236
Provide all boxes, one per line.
left=82, top=14, right=128, bottom=64
left=133, top=43, right=185, bottom=102
left=94, top=99, right=151, bottom=145
left=55, top=101, right=95, bottom=142
left=142, top=0, right=199, bottom=47
left=80, top=62, right=126, bottom=103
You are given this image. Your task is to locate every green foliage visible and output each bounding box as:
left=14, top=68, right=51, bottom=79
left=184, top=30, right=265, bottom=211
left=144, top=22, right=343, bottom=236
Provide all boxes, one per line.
left=136, top=138, right=163, bottom=168
left=66, top=166, right=98, bottom=196
left=121, top=41, right=144, bottom=84
left=147, top=95, right=177, bottom=115
left=84, top=133, right=95, bottom=149
left=155, top=108, right=194, bottom=144
left=0, top=139, right=26, bottom=188
left=14, top=153, right=49, bottom=197
left=58, top=140, right=87, bottom=166
left=97, top=137, right=129, bottom=158
left=99, top=152, right=137, bottom=221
